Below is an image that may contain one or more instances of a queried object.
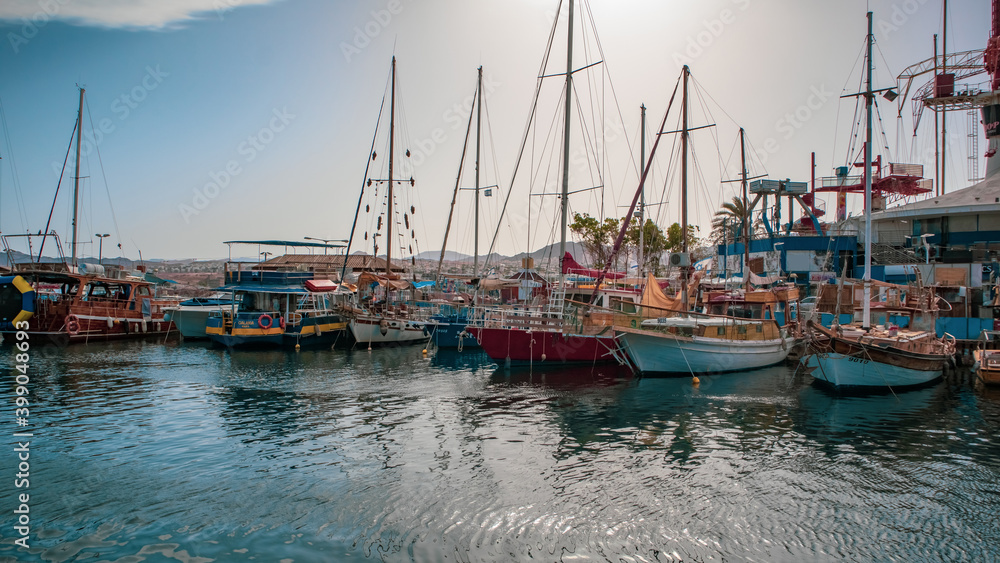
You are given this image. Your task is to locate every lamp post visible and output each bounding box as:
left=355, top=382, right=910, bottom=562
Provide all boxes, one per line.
left=96, top=233, right=109, bottom=264
left=304, top=237, right=348, bottom=255
left=260, top=251, right=272, bottom=262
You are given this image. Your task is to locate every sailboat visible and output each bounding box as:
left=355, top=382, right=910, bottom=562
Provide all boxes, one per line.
left=800, top=12, right=955, bottom=389
left=346, top=56, right=430, bottom=347
left=0, top=88, right=179, bottom=345
left=465, top=0, right=626, bottom=366
left=427, top=66, right=494, bottom=350
left=612, top=66, right=794, bottom=375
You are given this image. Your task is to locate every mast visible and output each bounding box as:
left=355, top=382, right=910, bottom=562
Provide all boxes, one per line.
left=474, top=65, right=482, bottom=278
left=436, top=72, right=477, bottom=284
left=638, top=103, right=645, bottom=279
left=740, top=127, right=749, bottom=290
left=863, top=11, right=873, bottom=330
left=680, top=65, right=690, bottom=311
left=387, top=56, right=396, bottom=277
left=941, top=0, right=947, bottom=195
left=559, top=0, right=575, bottom=284
left=71, top=87, right=84, bottom=267
left=934, top=34, right=940, bottom=197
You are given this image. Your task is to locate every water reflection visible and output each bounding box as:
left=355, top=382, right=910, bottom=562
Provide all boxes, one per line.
left=3, top=342, right=999, bottom=562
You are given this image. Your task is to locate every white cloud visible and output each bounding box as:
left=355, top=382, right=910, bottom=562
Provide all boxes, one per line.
left=0, top=0, right=284, bottom=30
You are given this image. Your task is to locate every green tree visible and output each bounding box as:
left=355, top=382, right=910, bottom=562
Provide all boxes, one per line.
left=665, top=222, right=699, bottom=253
left=710, top=196, right=762, bottom=245
left=625, top=218, right=667, bottom=276
left=569, top=212, right=620, bottom=268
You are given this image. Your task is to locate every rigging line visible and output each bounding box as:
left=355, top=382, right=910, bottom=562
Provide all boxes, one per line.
left=437, top=74, right=477, bottom=283
left=84, top=96, right=123, bottom=251
left=0, top=93, right=29, bottom=232
left=581, top=0, right=639, bottom=184
left=481, top=0, right=563, bottom=275
left=39, top=118, right=80, bottom=261
left=570, top=80, right=603, bottom=201
left=340, top=82, right=388, bottom=282
left=588, top=73, right=680, bottom=302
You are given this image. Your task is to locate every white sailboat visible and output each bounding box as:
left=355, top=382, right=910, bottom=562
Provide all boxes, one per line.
left=347, top=56, right=429, bottom=347
left=614, top=67, right=793, bottom=375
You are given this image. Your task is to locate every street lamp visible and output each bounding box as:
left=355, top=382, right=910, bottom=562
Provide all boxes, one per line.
left=96, top=233, right=109, bottom=264
left=260, top=251, right=272, bottom=262
left=304, top=236, right=348, bottom=255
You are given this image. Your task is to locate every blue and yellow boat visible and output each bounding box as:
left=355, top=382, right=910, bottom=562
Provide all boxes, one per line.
left=206, top=269, right=349, bottom=349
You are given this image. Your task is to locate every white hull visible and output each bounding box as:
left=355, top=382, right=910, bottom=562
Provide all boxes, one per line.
left=349, top=316, right=428, bottom=345
left=618, top=331, right=792, bottom=374
left=164, top=306, right=227, bottom=339
left=804, top=352, right=943, bottom=388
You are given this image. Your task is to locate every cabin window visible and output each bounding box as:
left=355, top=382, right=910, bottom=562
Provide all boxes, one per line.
left=137, top=286, right=151, bottom=296
left=737, top=325, right=747, bottom=335
left=716, top=326, right=726, bottom=336
left=610, top=297, right=637, bottom=314
left=756, top=324, right=763, bottom=333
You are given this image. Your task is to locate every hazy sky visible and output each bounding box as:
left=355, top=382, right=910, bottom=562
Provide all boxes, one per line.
left=0, top=0, right=989, bottom=261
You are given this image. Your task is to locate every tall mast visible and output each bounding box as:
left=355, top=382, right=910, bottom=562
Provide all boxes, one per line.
left=638, top=103, right=646, bottom=279
left=934, top=34, right=940, bottom=197
left=474, top=65, right=482, bottom=278
left=680, top=65, right=690, bottom=311
left=863, top=12, right=873, bottom=329
left=559, top=0, right=575, bottom=282
left=740, top=126, right=749, bottom=290
left=71, top=87, right=84, bottom=267
left=386, top=56, right=396, bottom=277
left=941, top=0, right=947, bottom=195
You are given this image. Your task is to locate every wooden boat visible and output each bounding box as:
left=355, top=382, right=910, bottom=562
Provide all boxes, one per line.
left=972, top=331, right=1000, bottom=386
left=615, top=273, right=793, bottom=374
left=0, top=245, right=177, bottom=345
left=799, top=12, right=955, bottom=390
left=0, top=88, right=178, bottom=344
left=805, top=321, right=955, bottom=388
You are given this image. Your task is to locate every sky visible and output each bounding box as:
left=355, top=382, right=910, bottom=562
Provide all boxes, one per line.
left=0, top=0, right=991, bottom=262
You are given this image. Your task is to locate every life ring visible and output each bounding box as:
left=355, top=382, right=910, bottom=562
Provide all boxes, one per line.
left=0, top=275, right=35, bottom=330
left=279, top=316, right=286, bottom=329
left=66, top=314, right=80, bottom=335
left=258, top=314, right=273, bottom=329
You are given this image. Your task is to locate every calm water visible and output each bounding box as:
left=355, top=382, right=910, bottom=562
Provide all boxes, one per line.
left=1, top=340, right=998, bottom=562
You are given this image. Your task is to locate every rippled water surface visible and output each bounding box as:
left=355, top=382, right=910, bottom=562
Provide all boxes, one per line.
left=2, top=340, right=998, bottom=562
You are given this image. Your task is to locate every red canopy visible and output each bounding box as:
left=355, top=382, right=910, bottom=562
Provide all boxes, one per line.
left=562, top=252, right=626, bottom=280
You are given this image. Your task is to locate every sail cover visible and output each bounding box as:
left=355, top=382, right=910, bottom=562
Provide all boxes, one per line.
left=562, top=252, right=626, bottom=280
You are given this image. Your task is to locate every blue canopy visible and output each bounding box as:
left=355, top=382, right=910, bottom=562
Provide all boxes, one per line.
left=412, top=281, right=436, bottom=289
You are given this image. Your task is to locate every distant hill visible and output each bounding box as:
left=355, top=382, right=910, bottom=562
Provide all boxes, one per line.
left=409, top=241, right=587, bottom=263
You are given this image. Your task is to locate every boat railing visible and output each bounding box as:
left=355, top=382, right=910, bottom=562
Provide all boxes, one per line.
left=468, top=304, right=564, bottom=331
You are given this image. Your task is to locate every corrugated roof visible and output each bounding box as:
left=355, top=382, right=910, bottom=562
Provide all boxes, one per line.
left=260, top=254, right=404, bottom=272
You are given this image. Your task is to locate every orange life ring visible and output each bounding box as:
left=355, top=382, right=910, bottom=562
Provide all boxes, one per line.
left=258, top=314, right=273, bottom=329
left=66, top=314, right=80, bottom=335
left=279, top=316, right=286, bottom=329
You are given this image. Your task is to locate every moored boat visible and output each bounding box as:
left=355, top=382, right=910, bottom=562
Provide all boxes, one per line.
left=163, top=296, right=233, bottom=340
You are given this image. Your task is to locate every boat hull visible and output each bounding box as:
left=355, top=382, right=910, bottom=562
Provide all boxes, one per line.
left=428, top=316, right=480, bottom=348
left=616, top=329, right=792, bottom=374
left=164, top=306, right=221, bottom=339
left=804, top=351, right=945, bottom=389
left=349, top=316, right=428, bottom=346
left=466, top=326, right=617, bottom=365
left=973, top=350, right=1000, bottom=386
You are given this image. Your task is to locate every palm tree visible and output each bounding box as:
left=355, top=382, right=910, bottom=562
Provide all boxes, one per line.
left=710, top=196, right=759, bottom=245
